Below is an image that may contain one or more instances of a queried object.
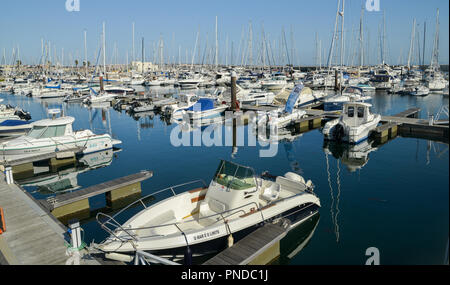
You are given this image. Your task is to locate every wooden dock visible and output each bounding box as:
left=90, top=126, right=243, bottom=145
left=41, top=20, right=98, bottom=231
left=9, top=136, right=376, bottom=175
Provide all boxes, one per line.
left=0, top=171, right=100, bottom=265
left=39, top=170, right=153, bottom=217
left=203, top=219, right=291, bottom=265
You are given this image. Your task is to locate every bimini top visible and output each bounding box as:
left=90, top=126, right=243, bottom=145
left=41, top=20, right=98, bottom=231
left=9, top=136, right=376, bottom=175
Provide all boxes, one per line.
left=187, top=98, right=215, bottom=112
left=32, top=116, right=75, bottom=127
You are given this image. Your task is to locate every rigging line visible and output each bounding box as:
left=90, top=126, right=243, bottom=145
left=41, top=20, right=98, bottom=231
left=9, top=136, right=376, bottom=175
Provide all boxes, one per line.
left=335, top=159, right=341, bottom=243
left=326, top=152, right=336, bottom=240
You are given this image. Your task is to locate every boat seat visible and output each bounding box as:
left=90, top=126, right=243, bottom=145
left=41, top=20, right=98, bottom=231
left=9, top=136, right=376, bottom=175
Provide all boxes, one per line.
left=276, top=176, right=305, bottom=195
left=261, top=182, right=280, bottom=202
left=137, top=210, right=178, bottom=237
left=198, top=198, right=227, bottom=226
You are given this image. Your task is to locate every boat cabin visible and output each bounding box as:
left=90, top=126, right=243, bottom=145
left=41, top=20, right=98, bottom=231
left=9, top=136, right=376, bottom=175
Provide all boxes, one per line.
left=27, top=116, right=74, bottom=139
left=341, top=102, right=375, bottom=127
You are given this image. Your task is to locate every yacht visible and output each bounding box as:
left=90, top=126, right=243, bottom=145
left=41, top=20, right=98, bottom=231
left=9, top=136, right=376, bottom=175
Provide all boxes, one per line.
left=322, top=102, right=381, bottom=144
left=95, top=160, right=320, bottom=260
left=0, top=110, right=122, bottom=162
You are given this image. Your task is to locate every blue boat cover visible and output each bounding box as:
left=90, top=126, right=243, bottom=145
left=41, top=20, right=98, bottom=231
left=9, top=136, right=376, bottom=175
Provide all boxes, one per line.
left=0, top=120, right=31, bottom=126
left=187, top=98, right=215, bottom=112
left=284, top=84, right=304, bottom=114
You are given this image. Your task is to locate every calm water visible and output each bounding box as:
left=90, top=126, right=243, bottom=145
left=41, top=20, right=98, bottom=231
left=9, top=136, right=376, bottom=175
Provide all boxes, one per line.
left=1, top=89, right=448, bottom=265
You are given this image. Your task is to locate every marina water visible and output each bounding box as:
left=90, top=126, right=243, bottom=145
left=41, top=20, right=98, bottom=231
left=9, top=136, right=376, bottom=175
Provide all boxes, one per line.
left=1, top=89, right=448, bottom=265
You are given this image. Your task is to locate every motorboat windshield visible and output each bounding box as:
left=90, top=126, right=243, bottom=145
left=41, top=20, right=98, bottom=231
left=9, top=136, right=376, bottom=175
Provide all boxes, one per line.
left=27, top=124, right=67, bottom=139
left=213, top=160, right=256, bottom=190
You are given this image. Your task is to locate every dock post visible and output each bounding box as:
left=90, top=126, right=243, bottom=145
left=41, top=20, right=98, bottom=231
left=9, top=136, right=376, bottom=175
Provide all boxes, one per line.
left=5, top=166, right=13, bottom=185
left=231, top=71, right=238, bottom=111
left=68, top=219, right=82, bottom=250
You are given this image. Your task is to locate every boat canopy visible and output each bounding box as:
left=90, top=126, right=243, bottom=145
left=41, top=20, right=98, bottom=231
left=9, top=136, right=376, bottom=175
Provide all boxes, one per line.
left=187, top=98, right=215, bottom=112
left=213, top=160, right=256, bottom=190
left=284, top=84, right=304, bottom=113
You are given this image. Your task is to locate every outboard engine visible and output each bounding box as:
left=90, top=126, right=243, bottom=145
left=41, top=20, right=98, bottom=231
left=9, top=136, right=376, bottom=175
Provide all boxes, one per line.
left=332, top=124, right=345, bottom=142
left=14, top=109, right=32, bottom=121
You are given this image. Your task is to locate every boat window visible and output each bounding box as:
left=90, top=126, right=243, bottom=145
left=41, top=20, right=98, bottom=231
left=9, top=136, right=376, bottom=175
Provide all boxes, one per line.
left=347, top=106, right=354, bottom=117
left=40, top=125, right=67, bottom=138
left=27, top=126, right=46, bottom=139
left=357, top=107, right=365, bottom=118
left=213, top=160, right=256, bottom=190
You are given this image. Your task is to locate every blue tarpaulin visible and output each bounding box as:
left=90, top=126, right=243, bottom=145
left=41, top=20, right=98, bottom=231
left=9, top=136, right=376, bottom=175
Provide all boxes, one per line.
left=187, top=98, right=215, bottom=112
left=284, top=84, right=304, bottom=114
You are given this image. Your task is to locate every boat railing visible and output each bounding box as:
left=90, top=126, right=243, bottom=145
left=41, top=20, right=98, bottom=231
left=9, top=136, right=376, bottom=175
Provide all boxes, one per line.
left=97, top=198, right=266, bottom=244
left=96, top=179, right=208, bottom=241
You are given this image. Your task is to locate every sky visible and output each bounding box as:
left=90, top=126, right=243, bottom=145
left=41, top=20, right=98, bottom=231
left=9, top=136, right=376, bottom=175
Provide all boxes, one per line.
left=0, top=0, right=448, bottom=66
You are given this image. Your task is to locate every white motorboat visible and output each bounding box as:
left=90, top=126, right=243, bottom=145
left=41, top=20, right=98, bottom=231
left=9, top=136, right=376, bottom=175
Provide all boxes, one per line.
left=83, top=89, right=118, bottom=104
left=272, top=84, right=324, bottom=108
left=323, top=86, right=371, bottom=111
left=322, top=102, right=381, bottom=144
left=257, top=84, right=308, bottom=129
left=261, top=75, right=288, bottom=91
left=176, top=98, right=228, bottom=122
left=408, top=85, right=430, bottom=96
left=95, top=160, right=320, bottom=260
left=0, top=110, right=122, bottom=162
left=163, top=94, right=199, bottom=118
left=130, top=101, right=156, bottom=113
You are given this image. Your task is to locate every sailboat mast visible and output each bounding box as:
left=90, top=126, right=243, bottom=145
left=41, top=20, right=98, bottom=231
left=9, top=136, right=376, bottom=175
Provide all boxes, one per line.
left=215, top=16, right=218, bottom=69
left=103, top=22, right=106, bottom=76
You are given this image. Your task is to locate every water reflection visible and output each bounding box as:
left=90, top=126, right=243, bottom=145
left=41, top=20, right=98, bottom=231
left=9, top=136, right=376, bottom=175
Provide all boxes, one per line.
left=17, top=149, right=119, bottom=196
left=271, top=213, right=320, bottom=265
left=323, top=139, right=378, bottom=172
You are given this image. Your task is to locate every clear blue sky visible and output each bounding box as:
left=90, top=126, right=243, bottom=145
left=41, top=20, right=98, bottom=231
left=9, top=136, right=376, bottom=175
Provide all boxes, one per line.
left=0, top=0, right=448, bottom=66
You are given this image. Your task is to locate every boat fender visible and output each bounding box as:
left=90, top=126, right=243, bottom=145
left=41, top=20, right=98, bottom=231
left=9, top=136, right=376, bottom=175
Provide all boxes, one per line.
left=228, top=234, right=234, bottom=248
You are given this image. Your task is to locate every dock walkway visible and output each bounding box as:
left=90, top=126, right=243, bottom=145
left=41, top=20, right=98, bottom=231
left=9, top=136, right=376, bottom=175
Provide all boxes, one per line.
left=203, top=219, right=290, bottom=265
left=0, top=172, right=100, bottom=265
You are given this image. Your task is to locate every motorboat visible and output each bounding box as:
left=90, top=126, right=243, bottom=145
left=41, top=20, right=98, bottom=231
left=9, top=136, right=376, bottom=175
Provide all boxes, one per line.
left=163, top=94, right=199, bottom=118
left=323, top=86, right=371, bottom=111
left=0, top=101, right=33, bottom=137
left=408, top=85, right=430, bottom=96
left=261, top=75, right=288, bottom=91
left=130, top=101, right=156, bottom=113
left=83, top=89, right=118, bottom=104
left=95, top=160, right=320, bottom=260
left=176, top=98, right=228, bottom=122
left=0, top=109, right=122, bottom=162
left=272, top=84, right=324, bottom=108
left=257, top=85, right=308, bottom=129
left=322, top=101, right=381, bottom=144
left=355, top=83, right=376, bottom=93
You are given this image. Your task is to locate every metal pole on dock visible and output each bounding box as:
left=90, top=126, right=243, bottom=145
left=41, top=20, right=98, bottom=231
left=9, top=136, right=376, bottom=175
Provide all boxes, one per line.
left=231, top=71, right=238, bottom=111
